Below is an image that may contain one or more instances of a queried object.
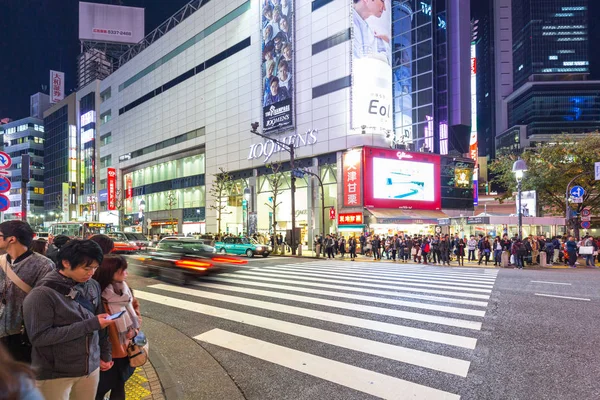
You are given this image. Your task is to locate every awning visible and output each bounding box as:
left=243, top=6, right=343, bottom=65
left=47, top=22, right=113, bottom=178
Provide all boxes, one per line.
left=366, top=208, right=448, bottom=225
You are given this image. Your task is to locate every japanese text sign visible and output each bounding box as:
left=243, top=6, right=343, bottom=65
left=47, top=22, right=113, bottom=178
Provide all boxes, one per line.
left=343, top=149, right=362, bottom=207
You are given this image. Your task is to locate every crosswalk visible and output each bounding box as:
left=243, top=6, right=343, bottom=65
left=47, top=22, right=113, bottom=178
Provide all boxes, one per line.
left=135, top=261, right=498, bottom=399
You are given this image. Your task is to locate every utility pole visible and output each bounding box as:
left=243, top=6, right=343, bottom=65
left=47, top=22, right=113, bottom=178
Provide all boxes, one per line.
left=295, top=167, right=325, bottom=241
left=565, top=171, right=591, bottom=238
left=21, top=155, right=30, bottom=223
left=250, top=123, right=297, bottom=255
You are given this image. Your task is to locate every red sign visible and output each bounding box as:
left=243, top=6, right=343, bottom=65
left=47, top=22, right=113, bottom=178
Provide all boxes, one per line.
left=126, top=177, right=133, bottom=213
left=343, top=149, right=362, bottom=207
left=338, top=213, right=363, bottom=225
left=107, top=168, right=117, bottom=211
left=362, top=146, right=442, bottom=210
left=471, top=57, right=477, bottom=74
left=329, top=207, right=336, bottom=220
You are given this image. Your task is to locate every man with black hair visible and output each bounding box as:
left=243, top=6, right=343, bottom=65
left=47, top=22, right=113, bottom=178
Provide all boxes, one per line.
left=46, top=234, right=71, bottom=266
left=0, top=220, right=54, bottom=363
left=23, top=239, right=115, bottom=400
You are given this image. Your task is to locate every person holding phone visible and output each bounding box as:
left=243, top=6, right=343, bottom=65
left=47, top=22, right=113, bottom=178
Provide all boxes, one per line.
left=23, top=240, right=113, bottom=400
left=93, top=255, right=141, bottom=400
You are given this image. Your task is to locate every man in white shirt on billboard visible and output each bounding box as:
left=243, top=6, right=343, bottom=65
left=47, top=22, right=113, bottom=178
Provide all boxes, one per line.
left=353, top=0, right=390, bottom=64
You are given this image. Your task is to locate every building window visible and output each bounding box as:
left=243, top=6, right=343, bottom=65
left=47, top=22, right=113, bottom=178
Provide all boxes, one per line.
left=100, top=155, right=112, bottom=168
left=100, top=179, right=107, bottom=190
left=100, top=132, right=112, bottom=146
left=100, top=87, right=112, bottom=103
left=100, top=111, right=112, bottom=125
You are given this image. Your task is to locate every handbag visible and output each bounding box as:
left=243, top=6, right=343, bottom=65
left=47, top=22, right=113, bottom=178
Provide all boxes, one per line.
left=127, top=331, right=149, bottom=367
left=579, top=246, right=594, bottom=255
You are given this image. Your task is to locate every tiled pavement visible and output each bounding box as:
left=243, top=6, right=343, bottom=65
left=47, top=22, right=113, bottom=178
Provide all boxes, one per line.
left=124, top=361, right=165, bottom=400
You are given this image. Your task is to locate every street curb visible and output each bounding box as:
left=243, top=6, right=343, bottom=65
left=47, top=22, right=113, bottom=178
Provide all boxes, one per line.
left=149, top=347, right=182, bottom=400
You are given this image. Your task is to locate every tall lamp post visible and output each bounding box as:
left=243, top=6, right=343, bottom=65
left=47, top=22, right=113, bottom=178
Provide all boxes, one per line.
left=250, top=122, right=298, bottom=255
left=139, top=199, right=146, bottom=235
left=512, top=158, right=528, bottom=239
left=243, top=187, right=250, bottom=236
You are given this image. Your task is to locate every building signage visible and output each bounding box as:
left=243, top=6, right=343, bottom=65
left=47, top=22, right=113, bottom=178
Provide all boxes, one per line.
left=363, top=146, right=441, bottom=210
left=248, top=129, right=317, bottom=162
left=351, top=0, right=392, bottom=132
left=0, top=152, right=12, bottom=213
left=79, top=2, right=145, bottom=44
left=343, top=149, right=363, bottom=207
left=80, top=111, right=95, bottom=127
left=50, top=70, right=65, bottom=103
left=467, top=216, right=490, bottom=225
left=329, top=207, right=336, bottom=220
left=438, top=218, right=451, bottom=226
left=107, top=168, right=117, bottom=211
left=469, top=43, right=478, bottom=164
left=126, top=177, right=133, bottom=213
left=517, top=190, right=537, bottom=217
left=62, top=182, right=70, bottom=220
left=260, top=0, right=294, bottom=133
left=338, top=212, right=363, bottom=225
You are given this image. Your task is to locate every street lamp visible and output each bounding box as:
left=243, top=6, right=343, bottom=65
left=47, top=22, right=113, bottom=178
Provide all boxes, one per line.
left=243, top=187, right=251, bottom=236
left=139, top=199, right=146, bottom=235
left=512, top=157, right=528, bottom=239
left=250, top=122, right=298, bottom=255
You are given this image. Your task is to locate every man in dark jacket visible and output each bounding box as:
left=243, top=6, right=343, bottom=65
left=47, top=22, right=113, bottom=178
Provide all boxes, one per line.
left=359, top=234, right=366, bottom=255
left=23, top=240, right=114, bottom=399
left=0, top=221, right=55, bottom=363
left=46, top=234, right=71, bottom=267
left=439, top=236, right=450, bottom=265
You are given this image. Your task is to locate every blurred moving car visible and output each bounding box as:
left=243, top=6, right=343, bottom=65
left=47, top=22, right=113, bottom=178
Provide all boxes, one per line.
left=138, top=238, right=247, bottom=284
left=111, top=240, right=138, bottom=254
left=214, top=237, right=272, bottom=258
left=109, top=231, right=151, bottom=251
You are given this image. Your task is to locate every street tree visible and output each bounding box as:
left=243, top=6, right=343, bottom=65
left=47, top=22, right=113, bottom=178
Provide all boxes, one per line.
left=264, top=162, right=284, bottom=254
left=489, top=135, right=600, bottom=237
left=166, top=190, right=178, bottom=234
left=209, top=167, right=233, bottom=240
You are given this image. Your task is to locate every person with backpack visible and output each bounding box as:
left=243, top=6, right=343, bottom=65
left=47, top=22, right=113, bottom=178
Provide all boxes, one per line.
left=23, top=239, right=115, bottom=400
left=421, top=239, right=430, bottom=265
left=0, top=221, right=55, bottom=363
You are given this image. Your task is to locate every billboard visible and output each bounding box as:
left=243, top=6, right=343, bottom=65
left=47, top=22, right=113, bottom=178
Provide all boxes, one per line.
left=260, top=0, right=294, bottom=133
left=79, top=2, right=145, bottom=44
left=342, top=149, right=363, bottom=207
left=363, top=146, right=441, bottom=210
left=518, top=190, right=537, bottom=217
left=50, top=70, right=65, bottom=103
left=107, top=168, right=117, bottom=211
left=351, top=0, right=392, bottom=132
left=469, top=43, right=478, bottom=163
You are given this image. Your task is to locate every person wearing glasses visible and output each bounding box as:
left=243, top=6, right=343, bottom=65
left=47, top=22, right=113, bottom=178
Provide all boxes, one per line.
left=0, top=220, right=55, bottom=363
left=23, top=240, right=115, bottom=400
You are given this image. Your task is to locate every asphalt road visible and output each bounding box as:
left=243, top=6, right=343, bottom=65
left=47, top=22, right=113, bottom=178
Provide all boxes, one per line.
left=124, top=255, right=600, bottom=400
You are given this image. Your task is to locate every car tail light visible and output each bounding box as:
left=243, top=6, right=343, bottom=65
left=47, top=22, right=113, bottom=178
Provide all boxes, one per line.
left=175, top=259, right=212, bottom=271
left=212, top=257, right=248, bottom=265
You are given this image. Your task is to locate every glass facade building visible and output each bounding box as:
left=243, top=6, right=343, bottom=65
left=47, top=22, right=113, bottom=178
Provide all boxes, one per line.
left=392, top=0, right=449, bottom=153
left=43, top=105, right=70, bottom=212
left=507, top=82, right=600, bottom=137
left=512, top=0, right=589, bottom=88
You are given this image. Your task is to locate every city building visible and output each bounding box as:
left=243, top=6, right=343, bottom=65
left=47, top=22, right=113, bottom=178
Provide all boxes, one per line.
left=43, top=93, right=78, bottom=222
left=86, top=0, right=475, bottom=244
left=0, top=117, right=46, bottom=227
left=30, top=92, right=51, bottom=120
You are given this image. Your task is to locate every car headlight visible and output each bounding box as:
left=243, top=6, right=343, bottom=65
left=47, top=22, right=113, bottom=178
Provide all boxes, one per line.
left=129, top=241, right=137, bottom=247
left=255, top=246, right=263, bottom=250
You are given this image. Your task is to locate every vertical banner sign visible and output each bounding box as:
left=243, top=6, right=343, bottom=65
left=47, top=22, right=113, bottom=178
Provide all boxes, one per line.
left=260, top=0, right=294, bottom=133
left=50, top=70, right=65, bottom=103
left=107, top=168, right=117, bottom=211
left=126, top=177, right=133, bottom=213
left=62, top=182, right=70, bottom=221
left=343, top=149, right=363, bottom=207
left=351, top=0, right=392, bottom=132
left=469, top=43, right=478, bottom=163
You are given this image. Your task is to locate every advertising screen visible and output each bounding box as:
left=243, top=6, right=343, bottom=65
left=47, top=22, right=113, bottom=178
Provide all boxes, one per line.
left=260, top=0, right=294, bottom=133
left=351, top=0, right=392, bottom=132
left=79, top=2, right=145, bottom=44
left=363, top=146, right=441, bottom=210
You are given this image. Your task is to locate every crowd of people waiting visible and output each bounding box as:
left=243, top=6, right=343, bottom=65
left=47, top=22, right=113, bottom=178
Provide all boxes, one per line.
left=0, top=220, right=144, bottom=400
left=313, top=232, right=600, bottom=269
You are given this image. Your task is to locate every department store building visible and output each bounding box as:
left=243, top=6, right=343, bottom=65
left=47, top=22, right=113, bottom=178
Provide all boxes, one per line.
left=93, top=0, right=474, bottom=244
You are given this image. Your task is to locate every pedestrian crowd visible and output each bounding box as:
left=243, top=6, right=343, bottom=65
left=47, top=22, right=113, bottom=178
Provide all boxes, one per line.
left=0, top=220, right=145, bottom=400
left=313, top=232, right=600, bottom=269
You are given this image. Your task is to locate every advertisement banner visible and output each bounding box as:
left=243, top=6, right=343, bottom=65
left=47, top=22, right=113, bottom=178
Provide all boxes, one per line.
left=343, top=149, right=363, bottom=207
left=363, top=146, right=441, bottom=210
left=351, top=0, right=392, bottom=131
left=469, top=43, right=478, bottom=163
left=50, top=70, right=65, bottom=103
left=62, top=182, right=70, bottom=221
left=126, top=177, right=133, bottom=213
left=338, top=212, right=364, bottom=225
left=107, top=168, right=117, bottom=211
left=260, top=0, right=294, bottom=133
left=79, top=2, right=145, bottom=44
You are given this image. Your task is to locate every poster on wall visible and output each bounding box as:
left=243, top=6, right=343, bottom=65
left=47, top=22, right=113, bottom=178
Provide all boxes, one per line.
left=351, top=0, right=393, bottom=132
left=260, top=0, right=294, bottom=133
left=363, top=146, right=441, bottom=210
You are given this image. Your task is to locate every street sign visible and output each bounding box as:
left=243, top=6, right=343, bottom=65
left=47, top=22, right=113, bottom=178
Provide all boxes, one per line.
left=0, top=194, right=9, bottom=212
left=582, top=208, right=591, bottom=217
left=0, top=152, right=11, bottom=169
left=570, top=186, right=585, bottom=198
left=0, top=176, right=11, bottom=193
left=582, top=216, right=591, bottom=222
left=570, top=197, right=583, bottom=204
left=581, top=221, right=591, bottom=229
left=596, top=162, right=600, bottom=180
left=292, top=169, right=305, bottom=178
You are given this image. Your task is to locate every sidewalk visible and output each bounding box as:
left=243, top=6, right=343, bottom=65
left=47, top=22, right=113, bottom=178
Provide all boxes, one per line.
left=125, top=362, right=165, bottom=400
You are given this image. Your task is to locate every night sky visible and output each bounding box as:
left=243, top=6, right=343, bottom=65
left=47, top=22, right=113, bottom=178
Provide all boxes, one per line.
left=0, top=0, right=191, bottom=120
left=1, top=0, right=599, bottom=120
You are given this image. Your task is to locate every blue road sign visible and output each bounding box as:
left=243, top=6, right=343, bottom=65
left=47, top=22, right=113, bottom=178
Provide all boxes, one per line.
left=0, top=176, right=11, bottom=193
left=0, top=151, right=11, bottom=169
left=0, top=194, right=9, bottom=212
left=570, top=186, right=585, bottom=198
left=581, top=221, right=591, bottom=229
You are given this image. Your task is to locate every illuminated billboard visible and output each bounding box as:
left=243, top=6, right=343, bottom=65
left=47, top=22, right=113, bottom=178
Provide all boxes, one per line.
left=79, top=2, right=145, bottom=44
left=363, top=146, right=441, bottom=210
left=351, top=0, right=392, bottom=132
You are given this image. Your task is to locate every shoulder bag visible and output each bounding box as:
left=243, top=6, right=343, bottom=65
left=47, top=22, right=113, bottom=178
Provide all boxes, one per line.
left=0, top=255, right=32, bottom=294
left=127, top=330, right=149, bottom=367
